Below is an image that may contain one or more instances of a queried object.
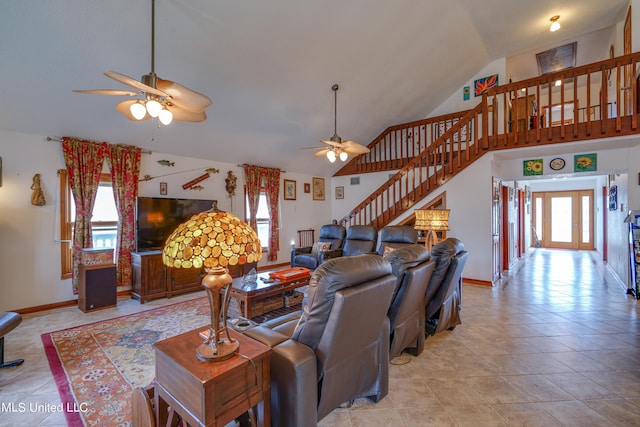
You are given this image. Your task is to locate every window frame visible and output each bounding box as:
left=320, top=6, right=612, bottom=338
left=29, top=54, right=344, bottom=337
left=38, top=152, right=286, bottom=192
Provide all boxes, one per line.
left=245, top=186, right=270, bottom=251
left=59, top=170, right=118, bottom=279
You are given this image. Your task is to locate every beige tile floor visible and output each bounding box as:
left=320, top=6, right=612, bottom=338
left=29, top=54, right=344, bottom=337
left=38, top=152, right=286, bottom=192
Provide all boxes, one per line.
left=1, top=248, right=640, bottom=426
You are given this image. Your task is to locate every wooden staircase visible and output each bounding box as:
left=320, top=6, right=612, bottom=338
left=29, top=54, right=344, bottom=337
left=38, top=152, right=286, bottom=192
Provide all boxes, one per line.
left=337, top=52, right=640, bottom=228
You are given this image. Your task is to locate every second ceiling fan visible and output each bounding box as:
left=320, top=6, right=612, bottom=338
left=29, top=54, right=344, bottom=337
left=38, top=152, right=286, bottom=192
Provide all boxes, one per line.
left=73, top=0, right=211, bottom=125
left=314, top=84, right=370, bottom=162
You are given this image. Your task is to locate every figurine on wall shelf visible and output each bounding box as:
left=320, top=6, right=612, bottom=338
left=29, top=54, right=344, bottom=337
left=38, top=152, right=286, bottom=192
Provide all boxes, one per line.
left=225, top=171, right=237, bottom=197
left=30, top=173, right=46, bottom=206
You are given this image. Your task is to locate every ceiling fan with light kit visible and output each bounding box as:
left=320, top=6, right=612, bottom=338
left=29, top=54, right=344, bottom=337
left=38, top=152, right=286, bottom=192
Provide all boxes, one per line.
left=308, top=84, right=370, bottom=163
left=73, top=0, right=211, bottom=125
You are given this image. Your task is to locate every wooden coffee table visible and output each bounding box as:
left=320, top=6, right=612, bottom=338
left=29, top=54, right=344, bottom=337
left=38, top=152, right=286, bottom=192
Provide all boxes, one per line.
left=227, top=269, right=310, bottom=319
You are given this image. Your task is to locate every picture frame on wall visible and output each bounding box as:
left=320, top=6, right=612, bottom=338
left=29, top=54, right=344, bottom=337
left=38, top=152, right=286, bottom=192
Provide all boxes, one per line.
left=160, top=182, right=167, bottom=195
left=312, top=177, right=325, bottom=200
left=335, top=186, right=344, bottom=199
left=284, top=179, right=296, bottom=200
left=304, top=183, right=310, bottom=193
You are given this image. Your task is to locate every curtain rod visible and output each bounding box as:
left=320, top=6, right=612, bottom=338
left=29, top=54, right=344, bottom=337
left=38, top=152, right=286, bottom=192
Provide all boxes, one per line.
left=236, top=164, right=286, bottom=173
left=46, top=136, right=152, bottom=154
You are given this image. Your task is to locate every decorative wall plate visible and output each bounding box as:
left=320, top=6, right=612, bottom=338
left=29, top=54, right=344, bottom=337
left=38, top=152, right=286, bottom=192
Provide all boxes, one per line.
left=550, top=158, right=565, bottom=171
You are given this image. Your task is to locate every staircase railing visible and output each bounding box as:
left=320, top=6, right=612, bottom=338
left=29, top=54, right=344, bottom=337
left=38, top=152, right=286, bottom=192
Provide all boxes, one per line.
left=338, top=52, right=640, bottom=228
left=334, top=110, right=471, bottom=176
left=340, top=104, right=484, bottom=228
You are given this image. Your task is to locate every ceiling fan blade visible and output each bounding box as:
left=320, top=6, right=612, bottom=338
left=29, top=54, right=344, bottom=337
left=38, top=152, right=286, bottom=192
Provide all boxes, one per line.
left=157, top=79, right=212, bottom=113
left=73, top=89, right=139, bottom=96
left=320, top=138, right=344, bottom=148
left=166, top=104, right=207, bottom=122
left=342, top=140, right=371, bottom=154
left=116, top=100, right=150, bottom=121
left=105, top=71, right=168, bottom=98
left=314, top=149, right=331, bottom=157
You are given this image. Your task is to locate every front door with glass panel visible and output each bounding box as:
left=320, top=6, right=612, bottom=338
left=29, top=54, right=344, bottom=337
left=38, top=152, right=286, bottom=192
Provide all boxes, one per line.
left=532, top=190, right=593, bottom=250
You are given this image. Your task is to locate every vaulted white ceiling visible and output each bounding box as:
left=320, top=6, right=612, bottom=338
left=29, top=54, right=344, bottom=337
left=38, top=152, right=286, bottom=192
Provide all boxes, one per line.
left=0, top=0, right=630, bottom=176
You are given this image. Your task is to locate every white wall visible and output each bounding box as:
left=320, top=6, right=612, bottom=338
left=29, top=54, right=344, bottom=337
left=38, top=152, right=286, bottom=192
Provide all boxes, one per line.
left=428, top=58, right=507, bottom=118
left=0, top=131, right=73, bottom=312
left=0, top=131, right=331, bottom=311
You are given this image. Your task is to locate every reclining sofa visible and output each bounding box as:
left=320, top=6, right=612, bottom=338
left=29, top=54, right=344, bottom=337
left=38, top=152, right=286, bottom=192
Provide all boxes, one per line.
left=243, top=254, right=396, bottom=426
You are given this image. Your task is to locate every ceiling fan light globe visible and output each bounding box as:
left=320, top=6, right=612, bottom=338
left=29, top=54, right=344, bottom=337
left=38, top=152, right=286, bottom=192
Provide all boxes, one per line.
left=159, top=108, right=173, bottom=125
left=130, top=102, right=147, bottom=120
left=339, top=151, right=348, bottom=161
left=327, top=150, right=336, bottom=163
left=146, top=99, right=162, bottom=117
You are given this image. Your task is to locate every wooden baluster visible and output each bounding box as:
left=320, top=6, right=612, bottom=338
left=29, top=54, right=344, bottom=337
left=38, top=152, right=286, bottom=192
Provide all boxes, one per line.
left=536, top=81, right=541, bottom=142
left=633, top=58, right=638, bottom=130
left=586, top=71, right=592, bottom=135
left=560, top=77, right=565, bottom=139
left=573, top=73, right=579, bottom=137
left=601, top=65, right=608, bottom=134
left=616, top=61, right=622, bottom=132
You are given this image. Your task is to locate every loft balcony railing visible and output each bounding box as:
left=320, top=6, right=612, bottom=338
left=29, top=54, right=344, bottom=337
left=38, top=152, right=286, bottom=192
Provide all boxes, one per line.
left=338, top=52, right=640, bottom=228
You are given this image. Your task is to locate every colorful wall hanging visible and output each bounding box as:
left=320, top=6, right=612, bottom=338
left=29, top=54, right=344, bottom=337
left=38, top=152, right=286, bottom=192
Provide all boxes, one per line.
left=523, top=159, right=543, bottom=176
left=474, top=74, right=499, bottom=97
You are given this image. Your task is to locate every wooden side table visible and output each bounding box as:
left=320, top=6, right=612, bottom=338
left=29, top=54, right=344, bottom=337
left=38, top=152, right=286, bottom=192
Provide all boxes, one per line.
left=154, top=327, right=271, bottom=427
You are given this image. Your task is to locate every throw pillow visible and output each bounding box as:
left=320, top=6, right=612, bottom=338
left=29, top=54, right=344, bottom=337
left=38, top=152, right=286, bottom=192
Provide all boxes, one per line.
left=312, top=241, right=332, bottom=254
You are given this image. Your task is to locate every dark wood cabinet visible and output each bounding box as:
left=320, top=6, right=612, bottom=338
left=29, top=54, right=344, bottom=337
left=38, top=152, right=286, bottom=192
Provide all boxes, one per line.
left=166, top=267, right=203, bottom=298
left=78, top=263, right=117, bottom=312
left=132, top=251, right=168, bottom=303
left=131, top=251, right=258, bottom=304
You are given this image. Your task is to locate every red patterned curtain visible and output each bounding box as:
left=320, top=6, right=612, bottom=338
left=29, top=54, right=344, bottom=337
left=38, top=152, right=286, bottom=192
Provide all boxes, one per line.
left=243, top=164, right=281, bottom=261
left=243, top=165, right=263, bottom=231
left=62, top=137, right=107, bottom=293
left=263, top=167, right=280, bottom=261
left=107, top=144, right=142, bottom=287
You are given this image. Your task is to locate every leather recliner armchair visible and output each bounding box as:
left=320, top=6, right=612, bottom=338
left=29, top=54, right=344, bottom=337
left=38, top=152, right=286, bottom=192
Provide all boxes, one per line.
left=244, top=254, right=397, bottom=427
left=377, top=225, right=419, bottom=256
left=384, top=245, right=435, bottom=359
left=323, top=225, right=378, bottom=261
left=424, top=237, right=468, bottom=335
left=290, top=224, right=346, bottom=270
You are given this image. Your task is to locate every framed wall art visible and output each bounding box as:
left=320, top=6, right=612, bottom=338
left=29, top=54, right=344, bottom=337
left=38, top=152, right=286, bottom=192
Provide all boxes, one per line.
left=474, top=74, right=498, bottom=97
left=523, top=159, right=543, bottom=176
left=335, top=186, right=344, bottom=199
left=284, top=179, right=296, bottom=200
left=574, top=153, right=597, bottom=172
left=312, top=177, right=325, bottom=200
left=304, top=183, right=310, bottom=193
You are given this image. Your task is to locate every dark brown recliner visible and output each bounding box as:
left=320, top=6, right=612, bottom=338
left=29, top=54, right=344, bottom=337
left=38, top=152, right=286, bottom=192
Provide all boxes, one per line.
left=290, top=224, right=346, bottom=270
left=424, top=237, right=468, bottom=335
left=244, top=254, right=396, bottom=427
left=0, top=312, right=24, bottom=368
left=377, top=225, right=419, bottom=256
left=385, top=245, right=435, bottom=359
left=323, top=225, right=378, bottom=261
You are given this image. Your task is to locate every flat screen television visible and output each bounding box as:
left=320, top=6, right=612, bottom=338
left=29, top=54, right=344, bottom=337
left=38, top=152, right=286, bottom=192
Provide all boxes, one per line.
left=136, top=197, right=215, bottom=252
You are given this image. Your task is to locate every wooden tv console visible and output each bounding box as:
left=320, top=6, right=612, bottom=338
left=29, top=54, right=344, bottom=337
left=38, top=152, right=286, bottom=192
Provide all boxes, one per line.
left=131, top=251, right=256, bottom=304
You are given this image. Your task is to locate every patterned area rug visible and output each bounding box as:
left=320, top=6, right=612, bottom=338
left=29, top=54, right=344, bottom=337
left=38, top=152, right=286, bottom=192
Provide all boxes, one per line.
left=41, top=296, right=300, bottom=426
